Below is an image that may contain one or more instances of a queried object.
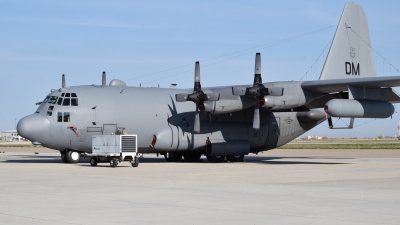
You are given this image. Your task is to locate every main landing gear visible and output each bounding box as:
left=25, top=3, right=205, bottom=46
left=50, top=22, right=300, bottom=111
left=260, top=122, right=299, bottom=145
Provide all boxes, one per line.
left=60, top=150, right=81, bottom=164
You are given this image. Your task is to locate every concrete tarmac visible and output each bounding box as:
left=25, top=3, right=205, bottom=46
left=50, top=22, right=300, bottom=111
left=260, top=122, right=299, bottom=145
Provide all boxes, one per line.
left=0, top=147, right=399, bottom=225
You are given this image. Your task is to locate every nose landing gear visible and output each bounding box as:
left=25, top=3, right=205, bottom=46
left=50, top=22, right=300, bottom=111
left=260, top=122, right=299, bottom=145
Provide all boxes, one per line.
left=60, top=150, right=81, bottom=164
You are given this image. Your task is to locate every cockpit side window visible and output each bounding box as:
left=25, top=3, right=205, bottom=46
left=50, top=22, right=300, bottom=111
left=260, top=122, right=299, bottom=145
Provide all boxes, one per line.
left=57, top=112, right=62, bottom=122
left=46, top=106, right=54, bottom=116
left=64, top=112, right=70, bottom=122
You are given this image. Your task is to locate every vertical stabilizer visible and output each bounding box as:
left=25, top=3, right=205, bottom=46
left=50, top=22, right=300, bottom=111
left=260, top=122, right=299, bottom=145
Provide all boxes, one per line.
left=319, top=2, right=375, bottom=80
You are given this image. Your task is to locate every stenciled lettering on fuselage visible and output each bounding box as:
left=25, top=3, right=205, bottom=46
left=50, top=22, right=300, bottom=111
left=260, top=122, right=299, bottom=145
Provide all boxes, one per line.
left=345, top=62, right=360, bottom=75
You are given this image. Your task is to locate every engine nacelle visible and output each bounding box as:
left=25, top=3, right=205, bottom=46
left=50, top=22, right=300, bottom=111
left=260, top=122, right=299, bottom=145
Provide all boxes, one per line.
left=203, top=99, right=253, bottom=114
left=261, top=95, right=306, bottom=110
left=324, top=99, right=394, bottom=118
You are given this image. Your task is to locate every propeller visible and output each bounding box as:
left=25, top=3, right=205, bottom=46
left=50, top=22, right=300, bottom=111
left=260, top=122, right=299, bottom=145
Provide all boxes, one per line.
left=232, top=53, right=284, bottom=130
left=175, top=61, right=220, bottom=133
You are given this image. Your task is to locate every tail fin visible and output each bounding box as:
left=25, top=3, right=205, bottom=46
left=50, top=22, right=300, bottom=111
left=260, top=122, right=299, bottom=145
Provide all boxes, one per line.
left=319, top=2, right=375, bottom=80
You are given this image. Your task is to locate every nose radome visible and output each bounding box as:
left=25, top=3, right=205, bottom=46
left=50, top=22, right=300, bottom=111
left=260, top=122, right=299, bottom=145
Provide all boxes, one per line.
left=17, top=114, right=50, bottom=142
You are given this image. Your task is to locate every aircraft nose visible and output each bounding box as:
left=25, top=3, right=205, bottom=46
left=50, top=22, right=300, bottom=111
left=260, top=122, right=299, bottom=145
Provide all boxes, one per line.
left=17, top=114, right=50, bottom=142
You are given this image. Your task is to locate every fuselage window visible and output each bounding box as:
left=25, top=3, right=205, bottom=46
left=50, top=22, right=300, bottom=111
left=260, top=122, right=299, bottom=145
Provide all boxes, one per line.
left=64, top=112, right=70, bottom=122
left=48, top=96, right=58, bottom=104
left=63, top=98, right=70, bottom=106
left=71, top=98, right=78, bottom=106
left=57, top=112, right=62, bottom=122
left=57, top=98, right=63, bottom=105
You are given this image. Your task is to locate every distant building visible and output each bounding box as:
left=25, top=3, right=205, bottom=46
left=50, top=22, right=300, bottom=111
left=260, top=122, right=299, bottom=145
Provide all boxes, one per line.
left=0, top=130, right=23, bottom=141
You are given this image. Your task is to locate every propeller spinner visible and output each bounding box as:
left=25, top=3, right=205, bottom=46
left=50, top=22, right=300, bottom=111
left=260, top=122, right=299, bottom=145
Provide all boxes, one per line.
left=232, top=53, right=284, bottom=130
left=175, top=62, right=220, bottom=133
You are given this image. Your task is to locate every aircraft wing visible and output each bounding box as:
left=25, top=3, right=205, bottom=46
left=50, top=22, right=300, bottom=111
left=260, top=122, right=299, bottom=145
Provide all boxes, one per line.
left=301, top=76, right=400, bottom=93
left=301, top=76, right=400, bottom=107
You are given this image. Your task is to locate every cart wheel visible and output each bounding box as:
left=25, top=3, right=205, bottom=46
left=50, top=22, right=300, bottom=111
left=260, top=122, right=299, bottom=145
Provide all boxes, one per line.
left=131, top=157, right=139, bottom=167
left=90, top=157, right=98, bottom=166
left=110, top=157, right=118, bottom=167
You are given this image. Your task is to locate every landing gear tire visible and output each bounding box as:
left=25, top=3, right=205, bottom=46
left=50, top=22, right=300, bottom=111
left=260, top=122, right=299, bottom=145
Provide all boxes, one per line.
left=110, top=157, right=118, bottom=167
left=90, top=157, right=98, bottom=166
left=61, top=153, right=68, bottom=163
left=164, top=152, right=182, bottom=162
left=183, top=152, right=202, bottom=162
left=131, top=157, right=139, bottom=167
left=206, top=155, right=225, bottom=163
left=66, top=151, right=81, bottom=164
left=226, top=155, right=244, bottom=162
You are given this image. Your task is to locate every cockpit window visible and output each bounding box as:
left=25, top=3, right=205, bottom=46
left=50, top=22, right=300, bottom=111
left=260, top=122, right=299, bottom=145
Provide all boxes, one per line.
left=59, top=93, right=78, bottom=106
left=48, top=96, right=58, bottom=104
left=43, top=96, right=50, bottom=103
left=63, top=98, right=70, bottom=106
left=57, top=98, right=63, bottom=105
left=71, top=98, right=78, bottom=106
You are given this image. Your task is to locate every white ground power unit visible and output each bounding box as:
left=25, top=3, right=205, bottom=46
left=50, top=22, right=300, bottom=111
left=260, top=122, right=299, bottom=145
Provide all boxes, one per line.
left=86, top=135, right=139, bottom=167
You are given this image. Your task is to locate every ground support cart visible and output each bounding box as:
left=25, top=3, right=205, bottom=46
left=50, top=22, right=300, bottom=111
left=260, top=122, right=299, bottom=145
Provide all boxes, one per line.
left=86, top=135, right=139, bottom=168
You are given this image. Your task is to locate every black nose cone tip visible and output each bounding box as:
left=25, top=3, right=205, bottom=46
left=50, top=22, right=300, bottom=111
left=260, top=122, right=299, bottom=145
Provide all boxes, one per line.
left=17, top=114, right=50, bottom=141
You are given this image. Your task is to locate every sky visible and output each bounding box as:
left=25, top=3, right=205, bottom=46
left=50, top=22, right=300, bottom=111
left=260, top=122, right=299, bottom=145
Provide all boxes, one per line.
left=0, top=0, right=399, bottom=138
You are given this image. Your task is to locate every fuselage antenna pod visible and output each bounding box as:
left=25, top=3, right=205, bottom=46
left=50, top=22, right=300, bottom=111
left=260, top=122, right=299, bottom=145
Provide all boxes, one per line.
left=102, top=71, right=106, bottom=86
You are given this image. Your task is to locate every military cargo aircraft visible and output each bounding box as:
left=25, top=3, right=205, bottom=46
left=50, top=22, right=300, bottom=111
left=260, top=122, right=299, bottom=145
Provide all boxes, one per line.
left=17, top=2, right=400, bottom=164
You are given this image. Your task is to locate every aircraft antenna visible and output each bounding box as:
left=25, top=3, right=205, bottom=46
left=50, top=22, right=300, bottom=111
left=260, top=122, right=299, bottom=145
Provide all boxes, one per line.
left=102, top=71, right=106, bottom=86
left=62, top=74, right=66, bottom=88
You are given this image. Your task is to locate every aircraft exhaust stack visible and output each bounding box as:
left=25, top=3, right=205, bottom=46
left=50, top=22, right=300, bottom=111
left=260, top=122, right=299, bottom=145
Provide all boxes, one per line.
left=62, top=74, right=66, bottom=88
left=102, top=71, right=106, bottom=86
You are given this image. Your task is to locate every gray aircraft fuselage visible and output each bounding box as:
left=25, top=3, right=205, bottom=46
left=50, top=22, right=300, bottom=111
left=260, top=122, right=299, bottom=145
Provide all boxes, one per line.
left=17, top=81, right=325, bottom=154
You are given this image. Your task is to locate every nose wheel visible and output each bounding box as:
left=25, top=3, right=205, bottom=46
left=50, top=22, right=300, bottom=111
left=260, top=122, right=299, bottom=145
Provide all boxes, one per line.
left=61, top=150, right=81, bottom=163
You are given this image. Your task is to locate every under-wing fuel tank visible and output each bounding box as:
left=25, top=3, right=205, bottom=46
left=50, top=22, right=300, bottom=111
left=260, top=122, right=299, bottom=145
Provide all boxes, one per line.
left=324, top=99, right=394, bottom=118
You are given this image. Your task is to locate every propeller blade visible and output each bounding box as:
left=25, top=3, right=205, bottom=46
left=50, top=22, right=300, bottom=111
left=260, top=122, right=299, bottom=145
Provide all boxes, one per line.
left=232, top=86, right=247, bottom=96
left=253, top=99, right=260, bottom=130
left=268, top=87, right=284, bottom=96
left=206, top=93, right=220, bottom=101
left=175, top=94, right=189, bottom=102
left=62, top=74, right=66, bottom=88
left=253, top=53, right=262, bottom=85
left=193, top=61, right=201, bottom=92
left=194, top=107, right=200, bottom=133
